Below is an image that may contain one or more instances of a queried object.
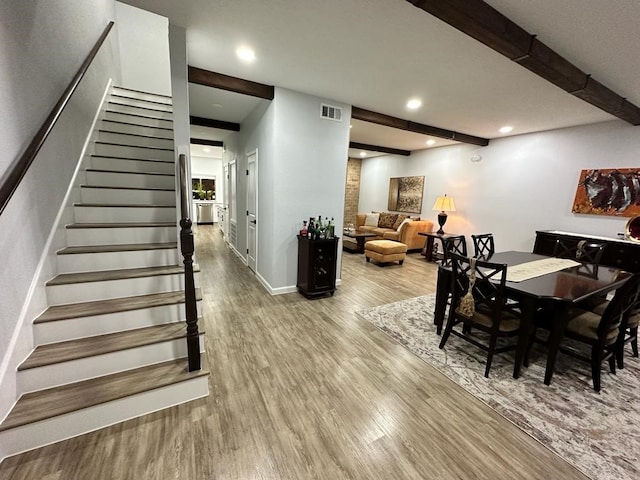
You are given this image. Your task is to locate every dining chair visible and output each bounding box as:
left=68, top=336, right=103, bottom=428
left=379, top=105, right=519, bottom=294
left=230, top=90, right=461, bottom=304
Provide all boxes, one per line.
left=527, top=272, right=640, bottom=391
left=553, top=239, right=605, bottom=264
left=472, top=233, right=495, bottom=260
left=441, top=235, right=467, bottom=266
left=438, top=253, right=520, bottom=377
left=586, top=274, right=640, bottom=369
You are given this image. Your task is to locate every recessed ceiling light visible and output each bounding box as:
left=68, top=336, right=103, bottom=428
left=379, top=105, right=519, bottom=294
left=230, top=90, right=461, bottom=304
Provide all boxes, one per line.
left=406, top=98, right=422, bottom=110
left=359, top=151, right=367, bottom=157
left=426, top=139, right=436, bottom=146
left=499, top=125, right=513, bottom=134
left=203, top=147, right=211, bottom=153
left=349, top=124, right=353, bottom=129
left=236, top=46, right=256, bottom=63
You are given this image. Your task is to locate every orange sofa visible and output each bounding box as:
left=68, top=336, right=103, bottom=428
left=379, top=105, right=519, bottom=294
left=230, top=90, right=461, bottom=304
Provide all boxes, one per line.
left=355, top=213, right=433, bottom=251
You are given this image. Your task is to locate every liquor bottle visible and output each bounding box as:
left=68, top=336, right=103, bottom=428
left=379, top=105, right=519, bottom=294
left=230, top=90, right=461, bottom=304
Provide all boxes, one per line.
left=328, top=217, right=335, bottom=238
left=308, top=218, right=315, bottom=238
left=300, top=220, right=308, bottom=237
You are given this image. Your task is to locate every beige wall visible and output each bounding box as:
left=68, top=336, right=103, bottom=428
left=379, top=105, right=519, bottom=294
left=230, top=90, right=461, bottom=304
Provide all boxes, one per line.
left=343, top=157, right=362, bottom=227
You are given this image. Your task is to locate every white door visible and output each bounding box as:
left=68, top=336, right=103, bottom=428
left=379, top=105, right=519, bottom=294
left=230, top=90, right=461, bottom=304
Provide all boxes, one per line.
left=246, top=151, right=257, bottom=272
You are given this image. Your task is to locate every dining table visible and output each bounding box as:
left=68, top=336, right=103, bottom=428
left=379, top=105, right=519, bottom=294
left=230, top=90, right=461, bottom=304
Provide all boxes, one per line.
left=432, top=251, right=632, bottom=385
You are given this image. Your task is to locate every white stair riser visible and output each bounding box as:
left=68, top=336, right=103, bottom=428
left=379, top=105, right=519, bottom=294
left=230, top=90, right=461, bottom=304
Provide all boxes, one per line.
left=65, top=226, right=177, bottom=246
left=93, top=143, right=174, bottom=161
left=90, top=156, right=175, bottom=174
left=99, top=120, right=173, bottom=139
left=80, top=187, right=175, bottom=205
left=74, top=205, right=176, bottom=223
left=106, top=102, right=172, bottom=119
left=86, top=170, right=175, bottom=189
left=97, top=131, right=174, bottom=150
left=112, top=87, right=173, bottom=105
left=46, top=273, right=191, bottom=305
left=57, top=248, right=180, bottom=273
left=18, top=336, right=205, bottom=393
left=34, top=300, right=203, bottom=344
left=103, top=111, right=173, bottom=129
left=0, top=375, right=208, bottom=462
left=109, top=97, right=172, bottom=112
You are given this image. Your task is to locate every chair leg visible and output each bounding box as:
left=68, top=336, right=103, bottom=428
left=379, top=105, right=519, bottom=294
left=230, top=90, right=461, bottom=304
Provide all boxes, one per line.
left=591, top=345, right=601, bottom=392
left=523, top=327, right=537, bottom=368
left=439, top=316, right=456, bottom=350
left=631, top=327, right=639, bottom=357
left=616, top=341, right=625, bottom=370
left=484, top=335, right=498, bottom=378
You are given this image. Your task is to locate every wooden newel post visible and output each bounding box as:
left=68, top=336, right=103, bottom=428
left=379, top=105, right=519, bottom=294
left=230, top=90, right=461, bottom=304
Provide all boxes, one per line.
left=180, top=217, right=201, bottom=371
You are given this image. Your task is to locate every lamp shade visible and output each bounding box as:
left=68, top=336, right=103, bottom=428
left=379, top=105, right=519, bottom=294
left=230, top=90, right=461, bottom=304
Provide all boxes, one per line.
left=432, top=195, right=456, bottom=212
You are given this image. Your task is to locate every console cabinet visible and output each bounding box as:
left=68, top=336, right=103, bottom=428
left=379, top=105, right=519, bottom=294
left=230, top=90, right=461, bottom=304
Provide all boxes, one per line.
left=534, top=230, right=640, bottom=272
left=297, top=235, right=339, bottom=298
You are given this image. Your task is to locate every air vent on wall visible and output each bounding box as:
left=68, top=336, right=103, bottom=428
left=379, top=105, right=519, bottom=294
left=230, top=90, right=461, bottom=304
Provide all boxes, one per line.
left=321, top=103, right=342, bottom=121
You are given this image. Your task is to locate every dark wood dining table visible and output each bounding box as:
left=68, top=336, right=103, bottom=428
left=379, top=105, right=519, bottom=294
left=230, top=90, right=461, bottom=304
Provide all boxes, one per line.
left=432, top=251, right=632, bottom=385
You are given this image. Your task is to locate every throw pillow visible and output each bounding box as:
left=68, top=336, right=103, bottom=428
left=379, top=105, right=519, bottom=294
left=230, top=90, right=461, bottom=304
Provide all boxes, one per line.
left=396, top=218, right=412, bottom=232
left=392, top=214, right=408, bottom=230
left=378, top=212, right=398, bottom=229
left=364, top=213, right=380, bottom=226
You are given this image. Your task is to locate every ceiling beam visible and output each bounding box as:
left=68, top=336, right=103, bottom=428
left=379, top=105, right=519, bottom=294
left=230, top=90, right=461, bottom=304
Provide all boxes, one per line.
left=349, top=142, right=411, bottom=157
left=191, top=138, right=224, bottom=147
left=190, top=115, right=240, bottom=132
left=352, top=107, right=490, bottom=146
left=406, top=0, right=640, bottom=125
left=188, top=66, right=274, bottom=100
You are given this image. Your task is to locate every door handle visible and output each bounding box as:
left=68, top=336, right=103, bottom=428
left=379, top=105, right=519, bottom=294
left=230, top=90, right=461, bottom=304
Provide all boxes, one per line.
left=251, top=219, right=257, bottom=224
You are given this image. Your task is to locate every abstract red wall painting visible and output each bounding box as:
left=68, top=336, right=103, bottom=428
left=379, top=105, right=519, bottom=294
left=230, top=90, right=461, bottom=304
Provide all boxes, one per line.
left=572, top=168, right=640, bottom=217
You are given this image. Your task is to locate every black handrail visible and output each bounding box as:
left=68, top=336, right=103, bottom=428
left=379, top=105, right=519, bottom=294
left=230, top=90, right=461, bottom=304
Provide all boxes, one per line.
left=178, top=154, right=201, bottom=371
left=0, top=21, right=115, bottom=216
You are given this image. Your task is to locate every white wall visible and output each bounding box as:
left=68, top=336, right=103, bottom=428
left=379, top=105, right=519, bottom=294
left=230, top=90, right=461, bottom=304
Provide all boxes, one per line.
left=0, top=0, right=120, bottom=420
left=359, top=120, right=639, bottom=253
left=115, top=2, right=171, bottom=95
left=224, top=88, right=351, bottom=293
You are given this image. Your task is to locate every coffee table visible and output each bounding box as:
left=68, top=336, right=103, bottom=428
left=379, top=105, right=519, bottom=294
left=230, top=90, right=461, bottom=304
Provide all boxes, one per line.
left=342, top=231, right=377, bottom=253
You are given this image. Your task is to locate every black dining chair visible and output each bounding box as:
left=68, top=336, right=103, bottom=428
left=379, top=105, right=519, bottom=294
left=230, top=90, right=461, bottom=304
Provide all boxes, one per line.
left=441, top=235, right=467, bottom=266
left=553, top=239, right=605, bottom=264
left=472, top=233, right=495, bottom=260
left=439, top=253, right=520, bottom=377
left=586, top=274, right=640, bottom=369
left=527, top=272, right=640, bottom=391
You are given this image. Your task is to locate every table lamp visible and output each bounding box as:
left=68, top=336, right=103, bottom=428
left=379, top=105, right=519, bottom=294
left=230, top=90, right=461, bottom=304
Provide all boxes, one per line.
left=432, top=194, right=456, bottom=234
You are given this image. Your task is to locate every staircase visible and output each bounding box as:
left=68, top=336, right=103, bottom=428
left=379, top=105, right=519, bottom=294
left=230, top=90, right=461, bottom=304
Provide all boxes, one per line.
left=0, top=86, right=209, bottom=461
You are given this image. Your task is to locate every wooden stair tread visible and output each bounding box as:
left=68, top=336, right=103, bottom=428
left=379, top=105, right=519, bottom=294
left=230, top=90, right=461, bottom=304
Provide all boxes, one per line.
left=86, top=168, right=174, bottom=177
left=66, top=222, right=175, bottom=229
left=103, top=110, right=174, bottom=123
left=81, top=185, right=175, bottom=192
left=98, top=129, right=174, bottom=141
left=113, top=85, right=173, bottom=100
left=1, top=358, right=208, bottom=432
left=46, top=264, right=200, bottom=286
left=101, top=119, right=173, bottom=132
left=110, top=93, right=173, bottom=106
left=90, top=155, right=174, bottom=164
left=57, top=242, right=177, bottom=254
left=35, top=288, right=202, bottom=323
left=73, top=203, right=175, bottom=208
left=19, top=322, right=204, bottom=370
left=94, top=141, right=173, bottom=152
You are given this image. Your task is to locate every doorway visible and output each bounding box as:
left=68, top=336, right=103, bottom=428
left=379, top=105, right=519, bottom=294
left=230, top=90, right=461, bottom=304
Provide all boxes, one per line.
left=246, top=150, right=257, bottom=272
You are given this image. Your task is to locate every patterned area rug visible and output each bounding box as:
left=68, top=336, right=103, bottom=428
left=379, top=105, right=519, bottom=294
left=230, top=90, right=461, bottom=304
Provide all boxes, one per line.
left=357, top=295, right=640, bottom=480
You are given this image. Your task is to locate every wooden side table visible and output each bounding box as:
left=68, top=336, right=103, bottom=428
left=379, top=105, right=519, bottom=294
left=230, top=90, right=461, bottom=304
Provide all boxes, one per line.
left=418, top=232, right=460, bottom=262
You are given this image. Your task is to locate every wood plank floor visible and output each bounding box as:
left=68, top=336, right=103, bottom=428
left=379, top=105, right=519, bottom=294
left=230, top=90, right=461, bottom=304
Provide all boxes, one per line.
left=0, top=225, right=589, bottom=479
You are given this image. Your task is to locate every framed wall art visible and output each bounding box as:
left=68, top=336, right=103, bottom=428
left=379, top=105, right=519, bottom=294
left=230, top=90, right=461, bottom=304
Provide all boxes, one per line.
left=572, top=168, right=640, bottom=217
left=387, top=176, right=424, bottom=214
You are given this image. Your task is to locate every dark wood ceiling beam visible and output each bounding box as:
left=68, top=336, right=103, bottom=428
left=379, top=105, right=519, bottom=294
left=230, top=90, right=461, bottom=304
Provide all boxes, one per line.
left=191, top=138, right=224, bottom=147
left=190, top=115, right=240, bottom=132
left=188, top=66, right=274, bottom=100
left=407, top=0, right=532, bottom=59
left=349, top=142, right=411, bottom=157
left=406, top=0, right=640, bottom=125
left=352, top=107, right=490, bottom=146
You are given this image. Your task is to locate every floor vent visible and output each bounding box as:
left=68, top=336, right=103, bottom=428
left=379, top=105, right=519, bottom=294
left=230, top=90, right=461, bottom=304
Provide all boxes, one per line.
left=320, top=104, right=342, bottom=121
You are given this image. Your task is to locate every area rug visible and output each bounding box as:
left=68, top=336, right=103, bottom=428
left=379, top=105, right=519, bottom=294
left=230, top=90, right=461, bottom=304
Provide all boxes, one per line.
left=357, top=295, right=640, bottom=480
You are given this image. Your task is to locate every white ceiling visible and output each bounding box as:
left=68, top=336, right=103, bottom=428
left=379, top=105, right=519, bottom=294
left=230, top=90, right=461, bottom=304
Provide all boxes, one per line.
left=122, top=0, right=640, bottom=155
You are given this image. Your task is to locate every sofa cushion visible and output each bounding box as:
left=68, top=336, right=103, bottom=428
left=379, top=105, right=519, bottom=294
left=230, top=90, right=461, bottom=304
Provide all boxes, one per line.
left=392, top=214, right=408, bottom=230
left=378, top=212, right=398, bottom=229
left=364, top=213, right=379, bottom=226
left=396, top=218, right=412, bottom=232
left=383, top=231, right=400, bottom=241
